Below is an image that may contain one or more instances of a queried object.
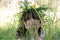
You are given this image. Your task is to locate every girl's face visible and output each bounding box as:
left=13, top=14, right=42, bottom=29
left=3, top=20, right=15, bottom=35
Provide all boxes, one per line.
left=24, top=18, right=41, bottom=29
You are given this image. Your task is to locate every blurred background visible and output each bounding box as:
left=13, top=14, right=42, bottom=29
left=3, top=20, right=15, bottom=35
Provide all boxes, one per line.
left=0, top=0, right=60, bottom=40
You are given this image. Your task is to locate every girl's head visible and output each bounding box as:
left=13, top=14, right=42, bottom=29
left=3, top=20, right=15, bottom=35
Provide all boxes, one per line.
left=22, top=8, right=41, bottom=29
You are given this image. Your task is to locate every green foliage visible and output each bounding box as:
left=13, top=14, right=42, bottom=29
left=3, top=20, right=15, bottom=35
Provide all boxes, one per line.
left=35, top=5, right=52, bottom=19
left=43, top=13, right=60, bottom=40
left=17, top=1, right=53, bottom=40
left=20, top=1, right=30, bottom=11
left=0, top=24, right=17, bottom=40
left=0, top=0, right=60, bottom=40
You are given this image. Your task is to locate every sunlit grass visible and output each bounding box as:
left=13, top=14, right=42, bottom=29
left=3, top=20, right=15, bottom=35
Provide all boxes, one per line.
left=43, top=11, right=60, bottom=40
left=0, top=25, right=17, bottom=40
left=0, top=0, right=60, bottom=40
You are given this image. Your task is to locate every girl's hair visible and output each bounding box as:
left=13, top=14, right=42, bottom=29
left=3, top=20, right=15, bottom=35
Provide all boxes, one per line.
left=22, top=8, right=40, bottom=22
left=22, top=8, right=42, bottom=36
left=17, top=8, right=42, bottom=37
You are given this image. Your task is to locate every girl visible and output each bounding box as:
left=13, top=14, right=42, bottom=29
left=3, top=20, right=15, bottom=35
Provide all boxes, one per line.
left=17, top=8, right=44, bottom=40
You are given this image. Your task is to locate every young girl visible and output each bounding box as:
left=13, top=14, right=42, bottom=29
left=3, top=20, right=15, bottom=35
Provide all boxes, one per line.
left=17, top=8, right=44, bottom=40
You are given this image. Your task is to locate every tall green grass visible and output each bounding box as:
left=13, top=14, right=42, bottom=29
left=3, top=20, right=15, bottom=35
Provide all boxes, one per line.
left=43, top=12, right=60, bottom=40
left=0, top=2, right=60, bottom=40
left=0, top=23, right=17, bottom=40
left=0, top=13, right=60, bottom=40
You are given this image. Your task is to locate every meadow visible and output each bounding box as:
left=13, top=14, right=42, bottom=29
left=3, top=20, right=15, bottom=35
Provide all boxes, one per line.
left=0, top=0, right=60, bottom=40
